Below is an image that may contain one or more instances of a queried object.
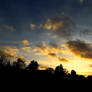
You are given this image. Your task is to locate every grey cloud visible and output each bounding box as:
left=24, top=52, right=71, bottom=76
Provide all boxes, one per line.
left=65, top=39, right=92, bottom=59
left=44, top=14, right=76, bottom=40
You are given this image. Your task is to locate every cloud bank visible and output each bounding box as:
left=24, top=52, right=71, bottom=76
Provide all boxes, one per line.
left=65, top=40, right=92, bottom=59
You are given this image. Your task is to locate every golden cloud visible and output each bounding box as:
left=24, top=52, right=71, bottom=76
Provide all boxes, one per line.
left=2, top=24, right=15, bottom=32
left=21, top=46, right=31, bottom=53
left=22, top=40, right=29, bottom=45
left=0, top=46, right=19, bottom=56
left=58, top=57, right=69, bottom=62
left=35, top=42, right=59, bottom=56
left=34, top=42, right=69, bottom=63
left=89, top=64, right=92, bottom=68
left=30, top=24, right=36, bottom=30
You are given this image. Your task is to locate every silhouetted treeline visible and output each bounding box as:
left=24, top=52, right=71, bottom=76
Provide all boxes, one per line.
left=0, top=55, right=92, bottom=81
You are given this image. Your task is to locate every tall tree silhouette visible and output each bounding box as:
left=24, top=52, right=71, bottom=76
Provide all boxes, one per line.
left=13, top=58, right=25, bottom=71
left=0, top=55, right=4, bottom=72
left=55, top=64, right=67, bottom=78
left=26, top=60, right=39, bottom=72
left=0, top=55, right=3, bottom=64
left=71, top=70, right=77, bottom=80
left=71, top=70, right=76, bottom=76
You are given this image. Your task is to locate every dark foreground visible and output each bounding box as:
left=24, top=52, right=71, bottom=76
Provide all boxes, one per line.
left=0, top=60, right=92, bottom=81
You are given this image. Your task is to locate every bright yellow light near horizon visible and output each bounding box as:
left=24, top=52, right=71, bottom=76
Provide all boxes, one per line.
left=65, top=57, right=92, bottom=76
left=9, top=53, right=15, bottom=56
left=37, top=56, right=92, bottom=76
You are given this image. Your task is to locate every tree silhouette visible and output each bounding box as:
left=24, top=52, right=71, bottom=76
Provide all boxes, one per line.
left=13, top=58, right=25, bottom=71
left=0, top=54, right=91, bottom=81
left=46, top=68, right=54, bottom=74
left=0, top=55, right=4, bottom=64
left=55, top=64, right=68, bottom=79
left=0, top=55, right=4, bottom=71
left=26, top=60, right=39, bottom=72
left=71, top=70, right=77, bottom=80
left=71, top=70, right=76, bottom=76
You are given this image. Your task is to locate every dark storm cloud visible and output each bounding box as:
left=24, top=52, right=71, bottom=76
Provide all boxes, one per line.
left=65, top=40, right=92, bottom=59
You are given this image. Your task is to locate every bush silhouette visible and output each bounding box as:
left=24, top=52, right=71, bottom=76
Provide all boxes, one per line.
left=46, top=68, right=54, bottom=74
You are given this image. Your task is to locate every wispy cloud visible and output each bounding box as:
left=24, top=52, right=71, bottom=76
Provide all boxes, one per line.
left=21, top=46, right=31, bottom=53
left=1, top=24, right=15, bottom=32
left=30, top=24, right=36, bottom=30
left=58, top=57, right=69, bottom=62
left=0, top=46, right=19, bottom=56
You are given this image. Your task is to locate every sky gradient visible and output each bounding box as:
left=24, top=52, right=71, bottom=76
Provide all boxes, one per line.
left=0, top=0, right=92, bottom=75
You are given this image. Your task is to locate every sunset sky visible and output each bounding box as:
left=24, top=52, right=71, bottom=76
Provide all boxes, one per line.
left=0, top=0, right=92, bottom=75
